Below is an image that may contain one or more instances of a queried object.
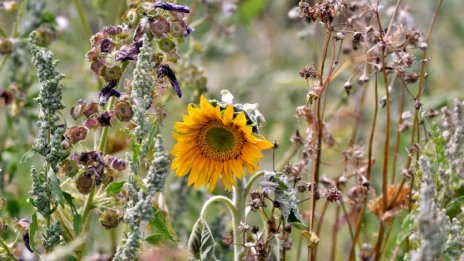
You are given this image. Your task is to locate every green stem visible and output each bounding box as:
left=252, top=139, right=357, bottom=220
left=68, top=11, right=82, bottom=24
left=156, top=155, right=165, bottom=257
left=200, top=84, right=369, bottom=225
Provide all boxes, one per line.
left=243, top=171, right=265, bottom=199
left=0, top=238, right=17, bottom=261
left=12, top=0, right=24, bottom=37
left=72, top=0, right=92, bottom=39
left=0, top=27, right=7, bottom=37
left=199, top=196, right=236, bottom=220
left=232, top=179, right=246, bottom=261
left=0, top=55, right=10, bottom=74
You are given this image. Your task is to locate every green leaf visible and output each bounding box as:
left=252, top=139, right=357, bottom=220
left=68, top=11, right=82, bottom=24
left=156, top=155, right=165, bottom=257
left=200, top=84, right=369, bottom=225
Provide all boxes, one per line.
left=62, top=192, right=82, bottom=234
left=20, top=149, right=37, bottom=164
left=396, top=212, right=415, bottom=245
left=445, top=195, right=464, bottom=218
left=48, top=167, right=64, bottom=207
left=145, top=234, right=164, bottom=246
left=149, top=210, right=179, bottom=242
left=105, top=181, right=126, bottom=195
left=6, top=198, right=20, bottom=216
left=291, top=221, right=308, bottom=230
left=238, top=0, right=269, bottom=24
left=265, top=172, right=304, bottom=223
left=187, top=219, right=217, bottom=261
left=29, top=213, right=38, bottom=252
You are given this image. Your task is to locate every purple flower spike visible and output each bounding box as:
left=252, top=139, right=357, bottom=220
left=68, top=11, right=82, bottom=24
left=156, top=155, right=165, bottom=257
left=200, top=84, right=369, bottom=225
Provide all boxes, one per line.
left=98, top=80, right=120, bottom=106
left=154, top=2, right=190, bottom=13
left=157, top=64, right=182, bottom=98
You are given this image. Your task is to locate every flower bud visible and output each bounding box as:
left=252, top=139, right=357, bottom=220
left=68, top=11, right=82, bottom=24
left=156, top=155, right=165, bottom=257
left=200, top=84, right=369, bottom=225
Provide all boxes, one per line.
left=76, top=173, right=95, bottom=195
left=35, top=27, right=54, bottom=47
left=114, top=100, right=134, bottom=122
left=0, top=39, right=13, bottom=55
left=99, top=210, right=121, bottom=229
left=102, top=66, right=122, bottom=82
left=65, top=126, right=88, bottom=143
left=58, top=159, right=79, bottom=177
left=151, top=16, right=170, bottom=38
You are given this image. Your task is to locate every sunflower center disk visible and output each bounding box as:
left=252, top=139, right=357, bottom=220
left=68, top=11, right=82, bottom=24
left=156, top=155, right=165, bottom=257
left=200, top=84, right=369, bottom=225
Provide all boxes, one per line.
left=197, top=121, right=245, bottom=161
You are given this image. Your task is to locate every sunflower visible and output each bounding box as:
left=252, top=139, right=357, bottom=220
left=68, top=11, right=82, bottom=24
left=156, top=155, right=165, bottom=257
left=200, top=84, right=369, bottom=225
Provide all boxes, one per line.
left=171, top=96, right=274, bottom=191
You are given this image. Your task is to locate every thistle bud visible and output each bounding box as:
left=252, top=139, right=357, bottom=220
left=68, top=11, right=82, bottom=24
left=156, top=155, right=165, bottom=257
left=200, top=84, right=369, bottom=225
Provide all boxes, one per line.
left=76, top=173, right=95, bottom=195
left=326, top=187, right=343, bottom=202
left=0, top=39, right=13, bottom=55
left=58, top=159, right=79, bottom=177
left=114, top=100, right=134, bottom=122
left=99, top=210, right=121, bottom=229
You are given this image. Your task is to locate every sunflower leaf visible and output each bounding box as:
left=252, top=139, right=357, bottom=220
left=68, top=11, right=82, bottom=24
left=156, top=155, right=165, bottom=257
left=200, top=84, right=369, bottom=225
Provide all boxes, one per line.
left=263, top=172, right=303, bottom=224
left=188, top=219, right=217, bottom=261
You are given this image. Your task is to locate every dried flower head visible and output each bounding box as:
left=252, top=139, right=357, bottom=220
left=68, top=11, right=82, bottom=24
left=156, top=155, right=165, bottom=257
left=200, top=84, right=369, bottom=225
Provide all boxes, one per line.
left=65, top=126, right=88, bottom=144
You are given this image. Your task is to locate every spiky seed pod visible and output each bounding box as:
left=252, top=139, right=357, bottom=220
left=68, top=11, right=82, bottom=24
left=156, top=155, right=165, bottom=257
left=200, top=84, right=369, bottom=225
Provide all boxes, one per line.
left=102, top=66, right=122, bottom=82
left=114, top=100, right=134, bottom=122
left=100, top=210, right=121, bottom=229
left=58, top=159, right=79, bottom=177
left=0, top=39, right=13, bottom=55
left=76, top=173, right=95, bottom=195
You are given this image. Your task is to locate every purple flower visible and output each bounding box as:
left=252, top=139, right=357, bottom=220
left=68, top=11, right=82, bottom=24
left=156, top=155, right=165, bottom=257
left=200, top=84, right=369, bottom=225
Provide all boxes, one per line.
left=116, top=40, right=143, bottom=62
left=154, top=2, right=190, bottom=13
left=98, top=111, right=114, bottom=127
left=157, top=64, right=182, bottom=97
left=100, top=38, right=114, bottom=53
left=98, top=80, right=120, bottom=106
left=24, top=232, right=33, bottom=252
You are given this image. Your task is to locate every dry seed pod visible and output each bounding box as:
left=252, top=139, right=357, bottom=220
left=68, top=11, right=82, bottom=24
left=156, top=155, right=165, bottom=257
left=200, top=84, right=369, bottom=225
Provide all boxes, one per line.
left=99, top=210, right=121, bottom=229
left=114, top=100, right=134, bottom=122
left=76, top=173, right=95, bottom=195
left=58, top=159, right=79, bottom=177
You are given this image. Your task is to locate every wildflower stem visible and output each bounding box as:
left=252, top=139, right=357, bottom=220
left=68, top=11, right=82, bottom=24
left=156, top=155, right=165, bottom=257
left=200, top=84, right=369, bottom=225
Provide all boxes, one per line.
left=276, top=142, right=302, bottom=171
left=199, top=196, right=236, bottom=221
left=243, top=171, right=265, bottom=199
left=349, top=72, right=379, bottom=261
left=391, top=82, right=404, bottom=184
left=72, top=0, right=92, bottom=39
left=0, top=238, right=17, bottom=261
left=329, top=206, right=340, bottom=261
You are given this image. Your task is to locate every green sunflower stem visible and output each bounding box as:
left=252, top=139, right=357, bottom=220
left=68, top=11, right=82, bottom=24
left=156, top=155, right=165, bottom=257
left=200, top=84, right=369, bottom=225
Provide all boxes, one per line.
left=232, top=179, right=246, bottom=261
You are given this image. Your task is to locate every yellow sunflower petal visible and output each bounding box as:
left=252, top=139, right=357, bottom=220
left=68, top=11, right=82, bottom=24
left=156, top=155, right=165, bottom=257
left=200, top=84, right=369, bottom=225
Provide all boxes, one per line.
left=222, top=105, right=234, bottom=125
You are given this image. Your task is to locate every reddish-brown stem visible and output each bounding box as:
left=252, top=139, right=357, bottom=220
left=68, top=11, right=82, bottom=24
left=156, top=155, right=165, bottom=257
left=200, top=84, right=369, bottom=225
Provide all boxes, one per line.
left=349, top=72, right=379, bottom=261
left=330, top=206, right=340, bottom=261
left=391, top=78, right=404, bottom=184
